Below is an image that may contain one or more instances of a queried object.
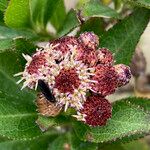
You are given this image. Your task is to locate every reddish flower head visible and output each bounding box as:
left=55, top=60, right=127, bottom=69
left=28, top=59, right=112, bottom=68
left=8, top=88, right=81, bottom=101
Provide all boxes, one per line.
left=54, top=68, right=80, bottom=93
left=96, top=48, right=114, bottom=66
left=74, top=94, right=112, bottom=126
left=50, top=36, right=79, bottom=60
left=78, top=32, right=99, bottom=50
left=49, top=48, right=96, bottom=111
left=14, top=51, right=53, bottom=90
left=114, top=64, right=131, bottom=87
left=26, top=52, right=47, bottom=75
left=15, top=31, right=131, bottom=127
left=75, top=46, right=98, bottom=66
left=90, top=65, right=118, bottom=96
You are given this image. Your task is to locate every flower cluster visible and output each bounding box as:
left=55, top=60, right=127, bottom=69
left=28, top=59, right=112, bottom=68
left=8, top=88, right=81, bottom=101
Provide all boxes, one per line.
left=15, top=32, right=131, bottom=127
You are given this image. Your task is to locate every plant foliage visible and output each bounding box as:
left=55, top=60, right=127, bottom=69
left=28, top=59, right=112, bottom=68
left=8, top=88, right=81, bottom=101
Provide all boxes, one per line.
left=0, top=0, right=149, bottom=149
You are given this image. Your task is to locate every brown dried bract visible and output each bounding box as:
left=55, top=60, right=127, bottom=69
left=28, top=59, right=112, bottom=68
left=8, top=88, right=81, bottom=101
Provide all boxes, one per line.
left=36, top=93, right=62, bottom=117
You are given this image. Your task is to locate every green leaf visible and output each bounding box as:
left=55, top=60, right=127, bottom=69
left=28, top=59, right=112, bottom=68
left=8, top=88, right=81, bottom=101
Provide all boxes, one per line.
left=0, top=38, right=36, bottom=76
left=36, top=108, right=77, bottom=131
left=0, top=39, right=13, bottom=51
left=0, top=11, right=5, bottom=25
left=0, top=71, right=42, bottom=139
left=58, top=9, right=80, bottom=37
left=48, top=132, right=97, bottom=150
left=29, top=0, right=51, bottom=28
left=125, top=97, right=150, bottom=112
left=0, top=132, right=58, bottom=150
left=78, top=17, right=104, bottom=36
left=0, top=36, right=38, bottom=52
left=48, top=134, right=70, bottom=150
left=73, top=97, right=150, bottom=143
left=36, top=115, right=71, bottom=131
left=125, top=0, right=150, bottom=9
left=100, top=139, right=149, bottom=150
left=122, top=139, right=149, bottom=150
left=29, top=0, right=66, bottom=32
left=50, top=0, right=66, bottom=31
left=77, top=0, right=90, bottom=8
left=0, top=26, right=39, bottom=41
left=0, top=38, right=42, bottom=139
left=70, top=132, right=98, bottom=150
left=0, top=0, right=8, bottom=11
left=100, top=143, right=125, bottom=150
left=101, top=8, right=150, bottom=65
left=81, top=0, right=120, bottom=19
left=4, top=0, right=66, bottom=33
left=4, top=0, right=31, bottom=28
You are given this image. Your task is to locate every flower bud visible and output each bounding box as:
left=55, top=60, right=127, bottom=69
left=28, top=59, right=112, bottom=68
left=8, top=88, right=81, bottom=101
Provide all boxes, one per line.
left=114, top=64, right=131, bottom=87
left=90, top=65, right=118, bottom=96
left=50, top=36, right=79, bottom=60
left=74, top=94, right=112, bottom=126
left=78, top=32, right=99, bottom=50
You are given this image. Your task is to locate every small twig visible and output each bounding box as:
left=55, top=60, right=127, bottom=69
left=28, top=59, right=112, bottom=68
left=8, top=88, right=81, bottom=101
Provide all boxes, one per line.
left=76, top=9, right=85, bottom=24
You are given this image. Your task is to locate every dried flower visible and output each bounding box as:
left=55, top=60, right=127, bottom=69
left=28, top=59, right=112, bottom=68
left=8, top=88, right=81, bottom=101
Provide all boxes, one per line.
left=36, top=93, right=62, bottom=117
left=73, top=94, right=112, bottom=126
